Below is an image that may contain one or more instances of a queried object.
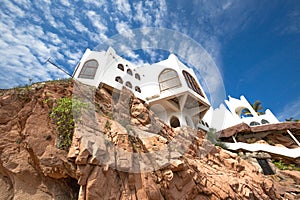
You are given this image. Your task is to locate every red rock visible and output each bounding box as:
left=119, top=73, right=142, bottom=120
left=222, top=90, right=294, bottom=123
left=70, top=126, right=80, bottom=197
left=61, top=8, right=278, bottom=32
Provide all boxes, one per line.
left=0, top=80, right=297, bottom=200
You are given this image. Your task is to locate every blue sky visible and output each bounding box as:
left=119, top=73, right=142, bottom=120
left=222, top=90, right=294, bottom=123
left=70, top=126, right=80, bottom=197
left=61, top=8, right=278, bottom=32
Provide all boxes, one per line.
left=0, top=0, right=299, bottom=121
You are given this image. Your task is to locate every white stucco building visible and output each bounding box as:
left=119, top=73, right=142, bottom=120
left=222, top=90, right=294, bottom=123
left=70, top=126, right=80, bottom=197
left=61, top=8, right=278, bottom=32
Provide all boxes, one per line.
left=203, top=95, right=279, bottom=132
left=73, top=47, right=210, bottom=129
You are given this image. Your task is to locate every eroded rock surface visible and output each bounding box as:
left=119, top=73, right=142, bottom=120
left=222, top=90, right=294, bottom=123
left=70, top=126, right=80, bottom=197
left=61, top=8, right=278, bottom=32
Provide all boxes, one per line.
left=0, top=80, right=299, bottom=200
left=0, top=80, right=78, bottom=200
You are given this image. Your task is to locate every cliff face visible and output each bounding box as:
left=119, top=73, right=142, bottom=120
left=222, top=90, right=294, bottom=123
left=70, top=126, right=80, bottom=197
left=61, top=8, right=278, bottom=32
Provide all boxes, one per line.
left=0, top=80, right=78, bottom=199
left=0, top=80, right=298, bottom=200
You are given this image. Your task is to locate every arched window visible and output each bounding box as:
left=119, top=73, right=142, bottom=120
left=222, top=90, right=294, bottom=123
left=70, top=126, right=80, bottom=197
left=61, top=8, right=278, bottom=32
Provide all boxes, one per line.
left=182, top=70, right=204, bottom=97
left=78, top=60, right=98, bottom=79
left=240, top=108, right=254, bottom=118
left=115, top=76, right=123, bottom=84
left=118, top=64, right=124, bottom=71
left=135, top=86, right=141, bottom=93
left=261, top=119, right=269, bottom=124
left=135, top=73, right=141, bottom=80
left=127, top=69, right=133, bottom=76
left=125, top=81, right=132, bottom=88
left=250, top=121, right=260, bottom=126
left=158, top=69, right=181, bottom=92
left=170, top=116, right=180, bottom=128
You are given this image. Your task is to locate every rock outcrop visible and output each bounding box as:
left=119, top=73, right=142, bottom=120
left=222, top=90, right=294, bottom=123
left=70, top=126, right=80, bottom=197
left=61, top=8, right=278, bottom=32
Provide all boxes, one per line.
left=219, top=122, right=300, bottom=150
left=0, top=80, right=78, bottom=200
left=0, top=80, right=299, bottom=199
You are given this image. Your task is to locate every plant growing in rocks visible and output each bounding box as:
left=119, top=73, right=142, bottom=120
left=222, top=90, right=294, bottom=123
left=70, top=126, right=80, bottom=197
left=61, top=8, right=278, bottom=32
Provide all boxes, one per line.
left=50, top=97, right=87, bottom=150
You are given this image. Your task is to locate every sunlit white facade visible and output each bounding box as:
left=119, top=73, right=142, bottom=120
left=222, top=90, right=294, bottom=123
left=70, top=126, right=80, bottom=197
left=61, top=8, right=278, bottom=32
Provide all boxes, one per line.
left=73, top=47, right=210, bottom=129
left=204, top=95, right=279, bottom=131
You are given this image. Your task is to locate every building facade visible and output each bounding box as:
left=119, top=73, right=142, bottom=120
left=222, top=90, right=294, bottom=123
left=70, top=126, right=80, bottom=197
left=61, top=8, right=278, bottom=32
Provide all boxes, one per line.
left=73, top=47, right=210, bottom=129
left=203, top=95, right=279, bottom=132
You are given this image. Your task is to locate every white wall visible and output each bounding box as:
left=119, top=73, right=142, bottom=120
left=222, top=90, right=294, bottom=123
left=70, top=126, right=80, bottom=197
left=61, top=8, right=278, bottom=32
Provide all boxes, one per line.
left=207, top=95, right=280, bottom=131
left=73, top=47, right=211, bottom=129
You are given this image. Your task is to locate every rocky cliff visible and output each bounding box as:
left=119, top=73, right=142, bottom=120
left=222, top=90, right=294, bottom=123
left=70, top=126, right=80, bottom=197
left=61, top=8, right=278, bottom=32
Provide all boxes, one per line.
left=0, top=80, right=299, bottom=200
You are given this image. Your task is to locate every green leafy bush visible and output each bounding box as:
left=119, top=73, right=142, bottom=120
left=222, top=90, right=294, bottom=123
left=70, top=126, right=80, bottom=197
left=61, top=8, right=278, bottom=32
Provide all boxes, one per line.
left=272, top=160, right=300, bottom=171
left=50, top=97, right=87, bottom=150
left=206, top=128, right=228, bottom=149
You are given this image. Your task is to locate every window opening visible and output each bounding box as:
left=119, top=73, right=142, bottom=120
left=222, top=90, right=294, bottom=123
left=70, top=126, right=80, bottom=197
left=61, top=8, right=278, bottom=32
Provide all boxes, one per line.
left=78, top=60, right=98, bottom=79
left=118, top=64, right=124, bottom=71
left=127, top=69, right=133, bottom=76
left=125, top=81, right=132, bottom=88
left=158, top=69, right=181, bottom=92
left=182, top=70, right=204, bottom=97
left=115, top=76, right=123, bottom=84
left=135, top=86, right=141, bottom=93
left=261, top=119, right=269, bottom=124
left=135, top=73, right=141, bottom=80
left=170, top=116, right=180, bottom=128
left=250, top=121, right=260, bottom=126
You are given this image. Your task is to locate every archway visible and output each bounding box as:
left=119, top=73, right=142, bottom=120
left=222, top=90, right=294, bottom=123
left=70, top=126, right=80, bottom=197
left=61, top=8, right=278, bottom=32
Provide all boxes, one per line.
left=170, top=116, right=180, bottom=128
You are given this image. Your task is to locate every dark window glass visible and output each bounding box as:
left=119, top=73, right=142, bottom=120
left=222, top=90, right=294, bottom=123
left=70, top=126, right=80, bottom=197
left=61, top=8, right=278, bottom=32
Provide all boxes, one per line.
left=127, top=69, right=133, bottom=76
left=261, top=119, right=269, bottom=124
left=135, top=73, right=141, bottom=80
left=118, top=64, right=124, bottom=71
left=170, top=116, right=180, bottom=128
left=250, top=121, right=260, bottom=126
left=135, top=86, right=141, bottom=93
left=115, top=76, right=123, bottom=84
left=125, top=81, right=132, bottom=88
left=182, top=70, right=205, bottom=97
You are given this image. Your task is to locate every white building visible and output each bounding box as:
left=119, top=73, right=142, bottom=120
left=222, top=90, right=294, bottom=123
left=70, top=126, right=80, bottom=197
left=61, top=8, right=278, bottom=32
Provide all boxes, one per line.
left=73, top=47, right=210, bottom=129
left=203, top=95, right=279, bottom=132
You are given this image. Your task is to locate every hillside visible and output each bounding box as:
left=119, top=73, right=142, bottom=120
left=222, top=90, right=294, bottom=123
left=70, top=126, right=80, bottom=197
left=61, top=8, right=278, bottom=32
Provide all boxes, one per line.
left=0, top=79, right=299, bottom=200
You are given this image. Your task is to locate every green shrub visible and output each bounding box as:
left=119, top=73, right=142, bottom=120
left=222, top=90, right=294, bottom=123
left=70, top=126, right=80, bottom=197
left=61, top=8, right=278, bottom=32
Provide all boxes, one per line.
left=206, top=128, right=228, bottom=149
left=50, top=97, right=87, bottom=150
left=272, top=160, right=300, bottom=171
left=215, top=142, right=228, bottom=149
left=105, top=120, right=111, bottom=130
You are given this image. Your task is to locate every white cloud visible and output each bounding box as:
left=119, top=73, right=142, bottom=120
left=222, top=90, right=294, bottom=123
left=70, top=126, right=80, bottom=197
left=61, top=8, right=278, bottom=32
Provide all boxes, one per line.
left=59, top=0, right=70, bottom=7
left=45, top=32, right=62, bottom=44
left=133, top=2, right=152, bottom=26
left=115, top=21, right=134, bottom=38
left=3, top=1, right=25, bottom=17
left=11, top=0, right=32, bottom=10
left=0, top=1, right=74, bottom=88
left=86, top=11, right=107, bottom=32
left=114, top=0, right=132, bottom=16
left=83, top=0, right=105, bottom=7
left=132, top=0, right=167, bottom=27
left=71, top=18, right=89, bottom=33
left=278, top=97, right=300, bottom=121
left=0, top=0, right=252, bottom=93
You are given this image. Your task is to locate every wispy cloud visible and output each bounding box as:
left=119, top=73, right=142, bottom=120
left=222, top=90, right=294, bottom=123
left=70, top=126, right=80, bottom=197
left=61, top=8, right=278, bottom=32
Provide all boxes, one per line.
left=115, top=21, right=134, bottom=38
left=0, top=0, right=102, bottom=88
left=0, top=0, right=281, bottom=99
left=132, top=0, right=167, bottom=27
left=277, top=7, right=300, bottom=35
left=278, top=97, right=300, bottom=121
left=1, top=0, right=228, bottom=106
left=114, top=0, right=132, bottom=16
left=86, top=11, right=108, bottom=33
